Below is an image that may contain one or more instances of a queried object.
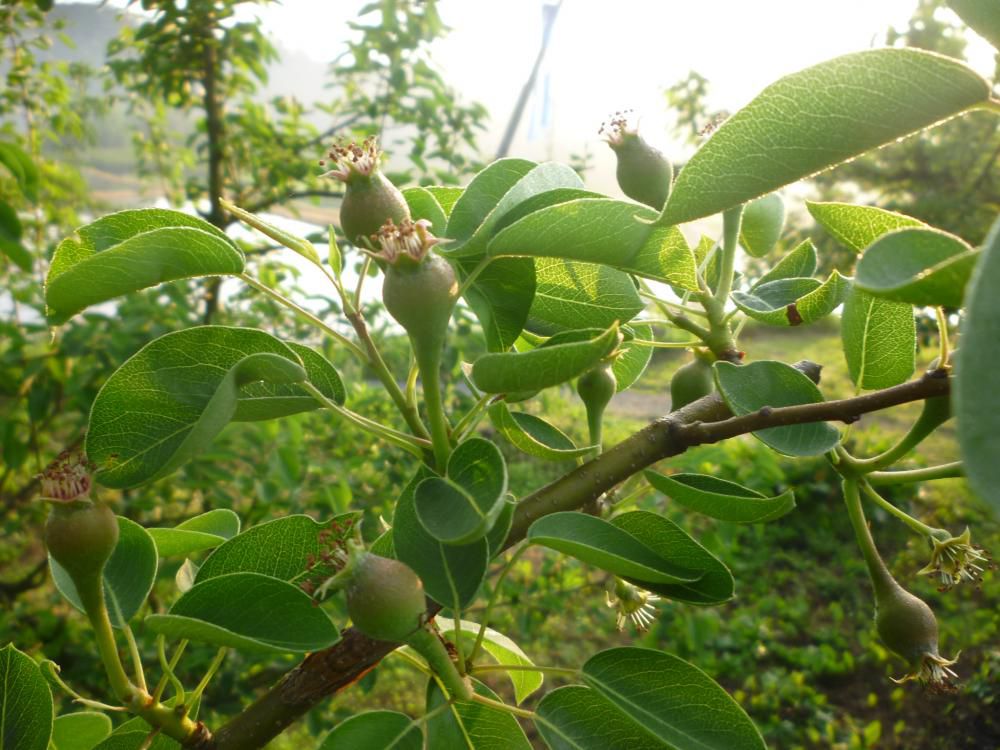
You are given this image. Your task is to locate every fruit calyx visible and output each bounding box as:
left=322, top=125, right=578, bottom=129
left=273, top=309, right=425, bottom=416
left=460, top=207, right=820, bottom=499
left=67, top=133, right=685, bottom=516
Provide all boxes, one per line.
left=321, top=137, right=411, bottom=244
left=600, top=110, right=673, bottom=210
left=40, top=451, right=119, bottom=586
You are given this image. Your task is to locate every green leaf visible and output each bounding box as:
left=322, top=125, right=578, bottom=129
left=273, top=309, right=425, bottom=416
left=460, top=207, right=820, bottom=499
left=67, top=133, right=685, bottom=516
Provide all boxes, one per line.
left=948, top=0, right=1000, bottom=50
left=472, top=323, right=620, bottom=394
left=754, top=240, right=817, bottom=287
left=0, top=644, right=52, bottom=750
left=739, top=193, right=785, bottom=257
left=535, top=685, right=666, bottom=750
left=807, top=201, right=924, bottom=253
left=51, top=712, right=112, bottom=750
left=660, top=49, right=991, bottom=224
left=715, top=360, right=841, bottom=456
left=489, top=198, right=698, bottom=289
left=486, top=500, right=515, bottom=557
left=233, top=341, right=346, bottom=421
left=424, top=186, right=464, bottom=217
left=583, top=648, right=765, bottom=750
left=196, top=513, right=358, bottom=583
left=461, top=256, right=536, bottom=351
left=841, top=287, right=916, bottom=389
left=426, top=679, right=531, bottom=750
left=529, top=258, right=644, bottom=334
left=610, top=512, right=734, bottom=605
left=148, top=509, right=241, bottom=558
left=493, top=188, right=604, bottom=234
left=956, top=216, right=1000, bottom=511
left=855, top=227, right=977, bottom=307
left=415, top=438, right=508, bottom=545
left=0, top=202, right=32, bottom=272
left=393, top=469, right=489, bottom=609
left=402, top=187, right=448, bottom=235
left=0, top=141, right=39, bottom=201
left=51, top=517, right=157, bottom=629
left=86, top=327, right=312, bottom=489
left=441, top=620, right=543, bottom=704
left=613, top=324, right=655, bottom=392
left=645, top=471, right=796, bottom=524
left=145, top=572, right=340, bottom=653
left=92, top=732, right=160, bottom=750
left=45, top=209, right=245, bottom=324
left=488, top=401, right=594, bottom=461
left=732, top=271, right=849, bottom=326
left=318, top=711, right=422, bottom=750
left=446, top=159, right=536, bottom=244
left=447, top=162, right=584, bottom=260
left=527, top=513, right=702, bottom=585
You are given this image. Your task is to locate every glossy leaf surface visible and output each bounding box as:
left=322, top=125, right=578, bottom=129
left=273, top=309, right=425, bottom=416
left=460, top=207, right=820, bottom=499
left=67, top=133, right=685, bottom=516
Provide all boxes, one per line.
left=415, top=438, right=508, bottom=545
left=583, top=648, right=766, bottom=750
left=956, top=216, right=1000, bottom=511
left=472, top=324, right=619, bottom=393
left=610, top=512, right=734, bottom=605
left=527, top=512, right=702, bottom=585
left=661, top=49, right=990, bottom=224
left=146, top=572, right=340, bottom=653
left=535, top=686, right=665, bottom=750
left=148, top=509, right=241, bottom=558
left=0, top=644, right=52, bottom=750
left=196, top=513, right=358, bottom=583
left=488, top=401, right=593, bottom=461
left=51, top=712, right=112, bottom=750
left=732, top=272, right=849, bottom=327
left=841, top=287, right=916, bottom=389
left=317, top=711, right=422, bottom=750
left=646, top=471, right=796, bottom=523
left=393, top=469, right=488, bottom=608
left=489, top=199, right=698, bottom=288
left=807, top=201, right=924, bottom=253
left=45, top=209, right=244, bottom=323
left=86, top=327, right=339, bottom=488
left=425, top=679, right=531, bottom=750
left=715, top=360, right=840, bottom=456
left=855, top=227, right=977, bottom=307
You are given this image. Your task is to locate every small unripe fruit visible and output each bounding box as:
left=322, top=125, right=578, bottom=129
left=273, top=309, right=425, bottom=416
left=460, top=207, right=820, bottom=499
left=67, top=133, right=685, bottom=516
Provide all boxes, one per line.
left=346, top=553, right=427, bottom=642
left=321, top=137, right=411, bottom=245
left=670, top=352, right=715, bottom=410
left=577, top=364, right=616, bottom=415
left=739, top=193, right=785, bottom=257
left=340, top=171, right=411, bottom=245
left=601, top=113, right=672, bottom=210
left=875, top=582, right=938, bottom=666
left=45, top=502, right=118, bottom=584
left=383, top=253, right=459, bottom=348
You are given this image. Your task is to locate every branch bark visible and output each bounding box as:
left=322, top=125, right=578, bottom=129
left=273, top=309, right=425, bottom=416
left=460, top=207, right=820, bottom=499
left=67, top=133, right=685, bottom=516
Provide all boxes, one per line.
left=192, top=367, right=950, bottom=749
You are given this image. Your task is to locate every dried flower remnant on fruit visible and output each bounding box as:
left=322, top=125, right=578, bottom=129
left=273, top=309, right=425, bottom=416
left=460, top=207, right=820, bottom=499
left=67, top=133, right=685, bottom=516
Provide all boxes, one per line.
left=606, top=578, right=660, bottom=632
left=891, top=650, right=960, bottom=693
left=320, top=136, right=380, bottom=183
left=40, top=450, right=95, bottom=503
left=598, top=109, right=637, bottom=147
left=919, top=528, right=994, bottom=591
left=298, top=517, right=357, bottom=600
left=372, top=218, right=441, bottom=266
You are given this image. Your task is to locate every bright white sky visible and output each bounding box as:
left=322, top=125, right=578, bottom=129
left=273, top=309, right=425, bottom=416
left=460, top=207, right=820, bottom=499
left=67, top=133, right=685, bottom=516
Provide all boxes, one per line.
left=239, top=0, right=997, bottom=193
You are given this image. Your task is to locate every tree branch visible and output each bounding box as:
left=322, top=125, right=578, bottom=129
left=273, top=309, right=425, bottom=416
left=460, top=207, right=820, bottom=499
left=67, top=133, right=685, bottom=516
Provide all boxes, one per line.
left=191, top=366, right=951, bottom=749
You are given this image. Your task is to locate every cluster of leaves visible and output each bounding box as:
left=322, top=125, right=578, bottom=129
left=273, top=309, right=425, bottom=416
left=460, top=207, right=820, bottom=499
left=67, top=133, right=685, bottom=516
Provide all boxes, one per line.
left=4, top=4, right=1000, bottom=750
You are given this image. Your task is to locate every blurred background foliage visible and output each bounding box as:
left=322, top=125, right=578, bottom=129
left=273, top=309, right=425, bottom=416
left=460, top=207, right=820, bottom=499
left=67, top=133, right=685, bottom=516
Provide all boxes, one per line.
left=1, top=1, right=997, bottom=748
